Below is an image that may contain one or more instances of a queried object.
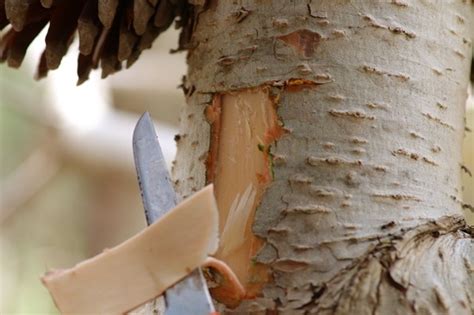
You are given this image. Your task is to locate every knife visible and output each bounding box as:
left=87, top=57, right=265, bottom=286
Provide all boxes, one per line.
left=133, top=112, right=217, bottom=315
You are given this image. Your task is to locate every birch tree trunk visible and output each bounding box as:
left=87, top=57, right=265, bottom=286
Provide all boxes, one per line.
left=171, top=1, right=473, bottom=314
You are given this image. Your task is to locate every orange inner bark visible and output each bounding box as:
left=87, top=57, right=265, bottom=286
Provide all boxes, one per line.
left=206, top=88, right=284, bottom=302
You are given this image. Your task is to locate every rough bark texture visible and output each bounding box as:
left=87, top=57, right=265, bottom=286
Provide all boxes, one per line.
left=171, top=1, right=474, bottom=314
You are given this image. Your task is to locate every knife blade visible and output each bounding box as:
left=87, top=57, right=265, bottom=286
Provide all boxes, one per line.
left=132, top=112, right=216, bottom=315
left=132, top=112, right=176, bottom=224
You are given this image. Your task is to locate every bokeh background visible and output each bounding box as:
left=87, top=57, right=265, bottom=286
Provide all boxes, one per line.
left=0, top=29, right=473, bottom=314
left=0, top=28, right=184, bottom=313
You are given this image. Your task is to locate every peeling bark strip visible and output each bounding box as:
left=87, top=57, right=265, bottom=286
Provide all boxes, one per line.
left=174, top=0, right=474, bottom=314
left=42, top=186, right=219, bottom=314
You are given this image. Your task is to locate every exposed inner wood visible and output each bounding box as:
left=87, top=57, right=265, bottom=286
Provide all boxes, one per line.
left=42, top=185, right=219, bottom=314
left=203, top=257, right=245, bottom=309
left=207, top=88, right=284, bottom=300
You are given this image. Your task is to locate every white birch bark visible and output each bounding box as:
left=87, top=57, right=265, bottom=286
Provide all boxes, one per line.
left=170, top=0, right=473, bottom=314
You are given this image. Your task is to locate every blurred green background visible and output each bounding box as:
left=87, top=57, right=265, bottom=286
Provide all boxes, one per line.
left=0, top=29, right=473, bottom=314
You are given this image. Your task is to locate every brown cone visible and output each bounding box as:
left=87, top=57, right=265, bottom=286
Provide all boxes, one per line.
left=0, top=0, right=188, bottom=84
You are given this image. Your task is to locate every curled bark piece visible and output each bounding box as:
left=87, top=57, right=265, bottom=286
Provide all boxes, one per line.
left=203, top=257, right=246, bottom=309
left=42, top=185, right=219, bottom=315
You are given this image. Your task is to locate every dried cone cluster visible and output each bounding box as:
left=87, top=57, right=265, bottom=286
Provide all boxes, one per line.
left=0, top=0, right=189, bottom=84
